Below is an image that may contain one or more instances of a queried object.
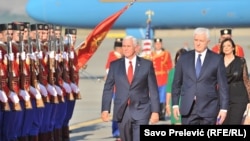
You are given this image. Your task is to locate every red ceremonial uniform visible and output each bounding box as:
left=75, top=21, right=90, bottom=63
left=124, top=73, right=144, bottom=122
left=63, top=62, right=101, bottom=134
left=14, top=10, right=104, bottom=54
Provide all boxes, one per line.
left=9, top=58, right=20, bottom=96
left=151, top=50, right=172, bottom=86
left=0, top=60, right=10, bottom=95
left=105, top=51, right=122, bottom=71
left=0, top=42, right=8, bottom=57
left=22, top=62, right=31, bottom=93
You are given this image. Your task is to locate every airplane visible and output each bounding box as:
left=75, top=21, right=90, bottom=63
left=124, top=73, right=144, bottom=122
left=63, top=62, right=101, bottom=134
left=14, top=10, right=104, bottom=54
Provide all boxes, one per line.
left=26, top=0, right=250, bottom=38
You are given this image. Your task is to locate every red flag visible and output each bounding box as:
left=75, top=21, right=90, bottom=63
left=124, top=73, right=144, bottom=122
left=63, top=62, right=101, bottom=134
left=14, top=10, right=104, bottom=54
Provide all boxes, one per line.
left=76, top=4, right=132, bottom=71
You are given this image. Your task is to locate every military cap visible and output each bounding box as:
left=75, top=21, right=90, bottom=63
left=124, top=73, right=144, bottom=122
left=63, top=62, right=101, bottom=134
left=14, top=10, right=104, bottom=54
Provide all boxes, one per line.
left=220, top=29, right=232, bottom=35
left=54, top=25, right=62, bottom=31
left=154, top=38, right=162, bottom=43
left=23, top=22, right=30, bottom=29
left=12, top=23, right=25, bottom=31
left=30, top=24, right=44, bottom=31
left=114, top=38, right=123, bottom=47
left=7, top=23, right=13, bottom=30
left=0, top=24, right=8, bottom=32
left=43, top=24, right=49, bottom=30
left=65, top=28, right=77, bottom=35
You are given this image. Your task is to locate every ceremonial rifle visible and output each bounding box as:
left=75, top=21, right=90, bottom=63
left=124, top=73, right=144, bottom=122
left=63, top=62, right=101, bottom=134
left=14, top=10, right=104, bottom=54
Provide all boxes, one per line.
left=68, top=36, right=81, bottom=99
left=28, top=25, right=45, bottom=107
left=7, top=31, right=21, bottom=111
left=62, top=34, right=74, bottom=101
left=36, top=29, right=50, bottom=103
left=54, top=36, right=64, bottom=102
left=47, top=30, right=59, bottom=103
left=19, top=27, right=32, bottom=109
left=0, top=50, right=10, bottom=111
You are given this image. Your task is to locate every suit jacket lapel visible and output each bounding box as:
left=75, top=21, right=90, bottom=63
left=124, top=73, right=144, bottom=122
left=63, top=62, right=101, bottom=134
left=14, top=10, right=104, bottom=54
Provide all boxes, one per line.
left=132, top=56, right=141, bottom=85
left=119, top=58, right=129, bottom=84
left=190, top=51, right=197, bottom=79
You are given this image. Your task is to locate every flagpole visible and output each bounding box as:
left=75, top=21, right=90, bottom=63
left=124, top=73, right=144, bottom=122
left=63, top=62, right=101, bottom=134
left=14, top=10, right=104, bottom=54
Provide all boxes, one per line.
left=128, top=0, right=136, bottom=7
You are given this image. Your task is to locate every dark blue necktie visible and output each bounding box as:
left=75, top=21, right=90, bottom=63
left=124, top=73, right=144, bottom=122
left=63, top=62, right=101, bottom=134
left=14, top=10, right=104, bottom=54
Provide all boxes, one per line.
left=196, top=54, right=202, bottom=78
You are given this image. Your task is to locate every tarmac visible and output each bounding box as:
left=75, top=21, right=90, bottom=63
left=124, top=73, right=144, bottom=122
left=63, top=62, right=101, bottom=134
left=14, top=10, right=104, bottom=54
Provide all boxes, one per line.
left=67, top=28, right=250, bottom=141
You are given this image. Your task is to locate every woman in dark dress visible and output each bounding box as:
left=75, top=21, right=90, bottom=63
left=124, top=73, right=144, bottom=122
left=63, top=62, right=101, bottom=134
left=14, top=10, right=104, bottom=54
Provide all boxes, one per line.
left=220, top=38, right=250, bottom=124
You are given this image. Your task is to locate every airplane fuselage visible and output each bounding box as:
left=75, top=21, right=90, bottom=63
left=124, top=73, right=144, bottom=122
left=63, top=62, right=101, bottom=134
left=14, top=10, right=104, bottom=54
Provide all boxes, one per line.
left=26, top=0, right=250, bottom=29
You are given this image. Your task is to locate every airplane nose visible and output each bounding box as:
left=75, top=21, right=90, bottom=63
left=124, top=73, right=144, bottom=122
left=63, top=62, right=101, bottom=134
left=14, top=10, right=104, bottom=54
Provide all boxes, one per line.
left=26, top=0, right=46, bottom=22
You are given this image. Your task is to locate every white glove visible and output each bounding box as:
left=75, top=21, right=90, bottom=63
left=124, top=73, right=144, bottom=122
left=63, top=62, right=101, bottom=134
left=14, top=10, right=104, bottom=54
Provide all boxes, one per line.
left=69, top=51, right=74, bottom=59
left=29, top=86, right=42, bottom=99
left=0, top=90, right=8, bottom=102
left=37, top=51, right=43, bottom=59
left=16, top=52, right=20, bottom=59
left=58, top=53, right=63, bottom=61
left=55, top=54, right=59, bottom=61
left=8, top=53, right=14, bottom=61
left=46, top=84, right=57, bottom=96
left=0, top=50, right=2, bottom=60
left=29, top=53, right=36, bottom=60
left=70, top=83, right=79, bottom=93
left=21, top=52, right=26, bottom=60
left=63, top=81, right=72, bottom=94
left=63, top=52, right=68, bottom=60
left=54, top=85, right=63, bottom=96
left=49, top=51, right=55, bottom=58
left=38, top=83, right=48, bottom=97
left=19, top=89, right=31, bottom=101
left=9, top=91, right=20, bottom=103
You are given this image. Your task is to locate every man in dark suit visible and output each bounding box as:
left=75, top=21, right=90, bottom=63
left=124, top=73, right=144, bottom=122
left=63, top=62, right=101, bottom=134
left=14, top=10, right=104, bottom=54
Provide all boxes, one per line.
left=172, top=27, right=229, bottom=125
left=101, top=35, right=160, bottom=141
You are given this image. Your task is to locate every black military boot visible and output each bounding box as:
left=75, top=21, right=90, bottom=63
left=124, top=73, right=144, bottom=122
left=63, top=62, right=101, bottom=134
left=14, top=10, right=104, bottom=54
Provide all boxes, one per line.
left=62, top=126, right=70, bottom=141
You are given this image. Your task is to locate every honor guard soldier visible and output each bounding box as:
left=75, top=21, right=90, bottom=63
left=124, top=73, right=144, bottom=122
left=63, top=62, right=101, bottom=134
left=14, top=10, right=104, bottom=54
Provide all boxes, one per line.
left=24, top=22, right=44, bottom=109
left=212, top=28, right=244, bottom=57
left=12, top=22, right=34, bottom=141
left=2, top=22, right=23, bottom=141
left=0, top=24, right=11, bottom=141
left=45, top=24, right=59, bottom=104
left=62, top=28, right=81, bottom=141
left=0, top=24, right=10, bottom=110
left=151, top=38, right=173, bottom=120
left=105, top=38, right=123, bottom=75
left=25, top=24, right=48, bottom=141
left=51, top=25, right=68, bottom=141
left=12, top=22, right=33, bottom=110
left=61, top=28, right=74, bottom=102
left=38, top=24, right=55, bottom=141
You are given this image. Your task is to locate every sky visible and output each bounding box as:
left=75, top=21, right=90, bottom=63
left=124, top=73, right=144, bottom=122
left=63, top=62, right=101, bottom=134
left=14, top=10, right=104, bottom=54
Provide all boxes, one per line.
left=0, top=0, right=35, bottom=23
